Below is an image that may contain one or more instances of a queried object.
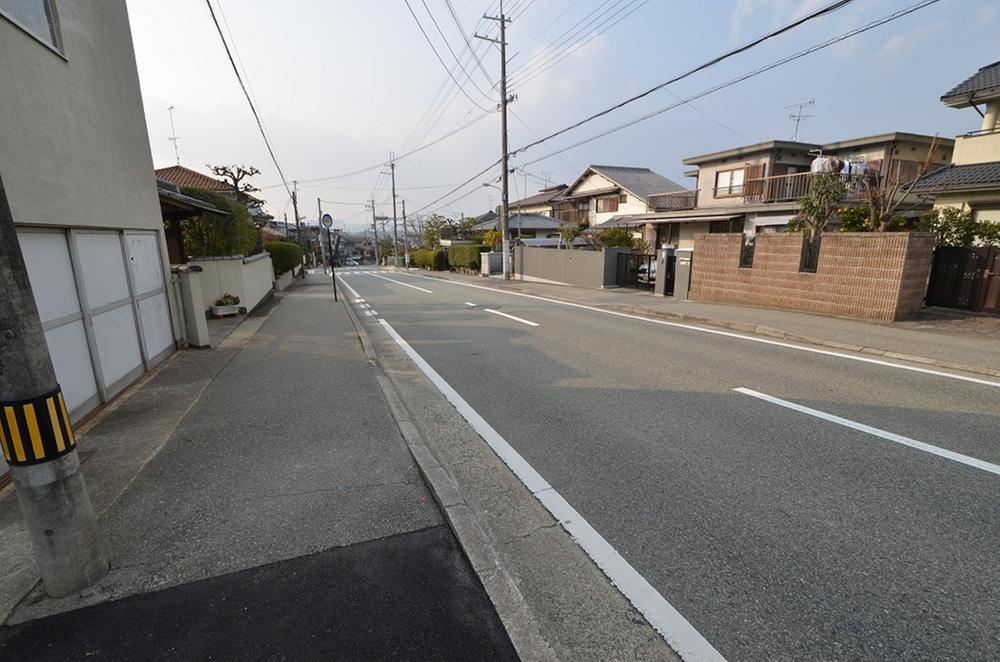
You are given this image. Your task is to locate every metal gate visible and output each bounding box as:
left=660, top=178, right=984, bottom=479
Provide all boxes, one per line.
left=926, top=246, right=1000, bottom=313
left=616, top=253, right=656, bottom=289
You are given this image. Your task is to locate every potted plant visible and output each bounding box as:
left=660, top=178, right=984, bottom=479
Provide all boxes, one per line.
left=211, top=293, right=241, bottom=318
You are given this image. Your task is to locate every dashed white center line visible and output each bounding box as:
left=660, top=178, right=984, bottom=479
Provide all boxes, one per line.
left=484, top=308, right=539, bottom=327
left=735, top=387, right=1000, bottom=476
left=370, top=272, right=433, bottom=293
left=464, top=302, right=477, bottom=308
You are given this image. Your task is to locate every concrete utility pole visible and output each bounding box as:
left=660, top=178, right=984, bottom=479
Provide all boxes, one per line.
left=291, top=180, right=303, bottom=277
left=388, top=155, right=399, bottom=267
left=0, top=172, right=107, bottom=597
left=401, top=199, right=410, bottom=271
left=367, top=199, right=379, bottom=265
left=317, top=198, right=324, bottom=265
left=477, top=1, right=512, bottom=279
left=283, top=212, right=289, bottom=239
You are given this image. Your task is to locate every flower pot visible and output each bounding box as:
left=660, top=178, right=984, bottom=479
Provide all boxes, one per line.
left=211, top=304, right=241, bottom=317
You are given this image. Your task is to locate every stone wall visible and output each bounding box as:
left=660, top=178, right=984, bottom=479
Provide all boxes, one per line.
left=689, top=232, right=935, bottom=321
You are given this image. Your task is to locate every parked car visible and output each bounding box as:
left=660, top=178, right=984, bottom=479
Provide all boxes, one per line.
left=637, top=260, right=657, bottom=285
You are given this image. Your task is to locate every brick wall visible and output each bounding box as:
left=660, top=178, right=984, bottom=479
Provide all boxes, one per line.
left=689, top=232, right=935, bottom=321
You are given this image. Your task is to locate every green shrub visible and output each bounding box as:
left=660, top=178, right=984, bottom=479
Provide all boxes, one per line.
left=598, top=226, right=633, bottom=248
left=447, top=244, right=489, bottom=269
left=180, top=187, right=260, bottom=257
left=412, top=248, right=447, bottom=270
left=266, top=241, right=302, bottom=276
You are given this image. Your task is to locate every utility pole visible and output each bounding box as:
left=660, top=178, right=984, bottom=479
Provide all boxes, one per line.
left=387, top=155, right=399, bottom=267
left=0, top=171, right=108, bottom=597
left=283, top=212, right=289, bottom=239
left=401, top=199, right=410, bottom=271
left=787, top=100, right=815, bottom=142
left=367, top=199, right=379, bottom=265
left=477, top=1, right=512, bottom=279
left=317, top=198, right=324, bottom=266
left=291, top=180, right=303, bottom=277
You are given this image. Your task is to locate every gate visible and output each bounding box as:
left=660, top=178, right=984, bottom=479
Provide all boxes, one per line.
left=926, top=246, right=1000, bottom=313
left=616, top=253, right=656, bottom=290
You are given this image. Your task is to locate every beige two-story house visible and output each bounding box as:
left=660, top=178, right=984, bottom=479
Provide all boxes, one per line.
left=628, top=132, right=953, bottom=250
left=554, top=165, right=692, bottom=232
left=915, top=60, right=1000, bottom=226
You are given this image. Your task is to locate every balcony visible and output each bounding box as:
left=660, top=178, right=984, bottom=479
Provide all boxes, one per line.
left=952, top=128, right=1000, bottom=166
left=737, top=172, right=869, bottom=204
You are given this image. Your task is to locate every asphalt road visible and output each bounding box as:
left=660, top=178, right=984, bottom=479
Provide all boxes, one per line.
left=339, top=267, right=1000, bottom=662
left=0, top=526, right=518, bottom=661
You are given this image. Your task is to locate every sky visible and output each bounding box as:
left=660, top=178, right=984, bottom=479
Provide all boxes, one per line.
left=127, top=0, right=999, bottom=232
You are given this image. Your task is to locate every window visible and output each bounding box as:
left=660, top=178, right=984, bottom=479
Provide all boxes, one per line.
left=619, top=194, right=628, bottom=204
left=1, top=0, right=60, bottom=49
left=596, top=196, right=619, bottom=213
left=714, top=169, right=745, bottom=197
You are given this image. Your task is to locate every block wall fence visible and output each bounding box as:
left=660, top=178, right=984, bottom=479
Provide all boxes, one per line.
left=689, top=232, right=935, bottom=321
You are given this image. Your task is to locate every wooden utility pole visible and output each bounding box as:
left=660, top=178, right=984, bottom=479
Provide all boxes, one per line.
left=389, top=156, right=399, bottom=267
left=402, top=200, right=412, bottom=270
left=367, top=199, right=379, bottom=265
left=0, top=171, right=107, bottom=597
left=476, top=1, right=512, bottom=279
left=291, top=180, right=303, bottom=277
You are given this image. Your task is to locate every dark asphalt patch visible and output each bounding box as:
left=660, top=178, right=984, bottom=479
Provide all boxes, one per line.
left=0, top=526, right=518, bottom=661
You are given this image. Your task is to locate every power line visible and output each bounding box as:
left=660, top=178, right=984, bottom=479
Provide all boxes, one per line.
left=420, top=0, right=494, bottom=101
left=443, top=0, right=494, bottom=86
left=511, top=0, right=856, bottom=158
left=519, top=0, right=940, bottom=166
left=510, top=0, right=648, bottom=91
left=204, top=0, right=291, bottom=198
left=204, top=0, right=290, bottom=197
left=410, top=159, right=501, bottom=216
left=403, top=0, right=492, bottom=112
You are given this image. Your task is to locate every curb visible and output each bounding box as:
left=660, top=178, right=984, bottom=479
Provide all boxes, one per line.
left=412, top=271, right=1000, bottom=381
left=341, top=296, right=560, bottom=662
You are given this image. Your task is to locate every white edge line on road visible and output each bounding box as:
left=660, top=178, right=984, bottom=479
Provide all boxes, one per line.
left=376, top=315, right=726, bottom=662
left=465, top=302, right=477, bottom=307
left=735, top=387, right=1000, bottom=477
left=369, top=272, right=433, bottom=293
left=336, top=275, right=361, bottom=300
left=484, top=308, right=539, bottom=327
left=394, top=273, right=1000, bottom=390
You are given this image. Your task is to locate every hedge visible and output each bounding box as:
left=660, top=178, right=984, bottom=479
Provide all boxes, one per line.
left=447, top=244, right=490, bottom=270
left=412, top=248, right=447, bottom=270
left=266, top=241, right=302, bottom=276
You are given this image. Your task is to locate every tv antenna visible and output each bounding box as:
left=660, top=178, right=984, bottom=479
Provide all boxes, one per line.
left=786, top=100, right=815, bottom=141
left=167, top=105, right=181, bottom=164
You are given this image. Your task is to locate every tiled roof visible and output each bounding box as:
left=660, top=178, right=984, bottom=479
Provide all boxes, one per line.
left=563, top=165, right=688, bottom=203
left=914, top=161, right=1000, bottom=191
left=941, top=61, right=1000, bottom=105
left=510, top=184, right=568, bottom=209
left=589, top=165, right=687, bottom=199
left=155, top=165, right=234, bottom=192
left=473, top=213, right=562, bottom=232
left=156, top=179, right=229, bottom=215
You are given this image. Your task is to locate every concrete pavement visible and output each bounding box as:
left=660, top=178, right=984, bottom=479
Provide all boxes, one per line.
left=1, top=273, right=517, bottom=659
left=341, top=266, right=1000, bottom=661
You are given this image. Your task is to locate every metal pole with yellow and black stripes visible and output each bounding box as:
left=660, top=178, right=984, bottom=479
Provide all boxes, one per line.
left=1, top=172, right=107, bottom=597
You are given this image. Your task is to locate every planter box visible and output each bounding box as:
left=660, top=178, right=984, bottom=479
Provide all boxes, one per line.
left=210, top=304, right=241, bottom=317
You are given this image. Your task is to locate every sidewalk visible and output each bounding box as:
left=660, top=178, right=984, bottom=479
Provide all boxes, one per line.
left=0, top=274, right=516, bottom=660
left=413, top=269, right=1000, bottom=378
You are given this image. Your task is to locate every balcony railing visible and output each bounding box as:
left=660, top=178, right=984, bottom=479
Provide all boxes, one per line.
left=741, top=172, right=869, bottom=204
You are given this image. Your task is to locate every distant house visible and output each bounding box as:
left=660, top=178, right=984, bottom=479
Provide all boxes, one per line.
left=157, top=178, right=228, bottom=264
left=155, top=164, right=274, bottom=226
left=554, top=165, right=691, bottom=230
left=915, top=60, right=1000, bottom=227
left=623, top=133, right=953, bottom=250
left=473, top=213, right=563, bottom=239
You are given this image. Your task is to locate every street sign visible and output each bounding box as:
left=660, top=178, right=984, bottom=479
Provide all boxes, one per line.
left=321, top=213, right=334, bottom=229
